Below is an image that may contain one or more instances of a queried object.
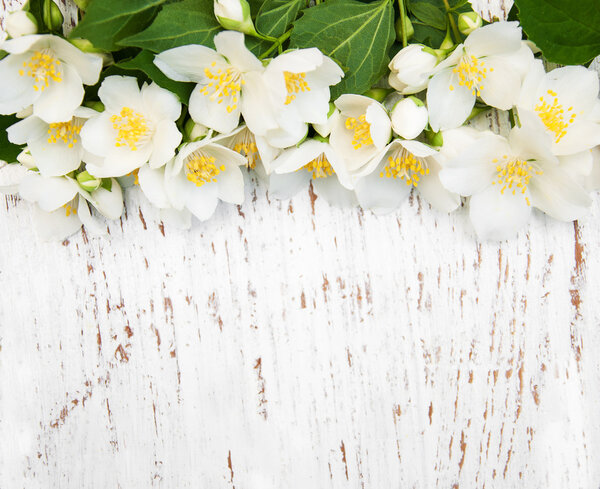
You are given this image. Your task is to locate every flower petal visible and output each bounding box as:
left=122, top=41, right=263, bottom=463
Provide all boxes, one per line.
left=216, top=164, right=245, bottom=204
left=464, top=21, right=521, bottom=58
left=32, top=64, right=84, bottom=123
left=0, top=53, right=38, bottom=115
left=80, top=112, right=114, bottom=158
left=427, top=69, right=475, bottom=131
left=149, top=120, right=182, bottom=169
left=154, top=45, right=224, bottom=82
left=312, top=176, right=358, bottom=207
left=183, top=180, right=219, bottom=221
left=19, top=173, right=79, bottom=211
left=189, top=84, right=241, bottom=133
left=48, top=36, right=102, bottom=85
left=416, top=157, right=461, bottom=212
left=214, top=31, right=262, bottom=72
left=31, top=203, right=81, bottom=241
left=390, top=98, right=428, bottom=139
left=478, top=55, right=523, bottom=110
left=138, top=165, right=171, bottom=208
left=90, top=179, right=123, bottom=219
left=7, top=115, right=47, bottom=145
left=98, top=76, right=143, bottom=112
left=469, top=184, right=532, bottom=240
left=28, top=137, right=83, bottom=177
left=142, top=82, right=181, bottom=122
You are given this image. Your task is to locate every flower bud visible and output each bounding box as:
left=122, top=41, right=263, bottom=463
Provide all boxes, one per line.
left=5, top=10, right=38, bottom=38
left=457, top=12, right=482, bottom=35
left=390, top=97, right=428, bottom=140
left=394, top=15, right=414, bottom=42
left=388, top=44, right=438, bottom=94
left=214, top=0, right=258, bottom=36
left=76, top=171, right=102, bottom=192
left=184, top=119, right=209, bottom=141
left=43, top=0, right=63, bottom=32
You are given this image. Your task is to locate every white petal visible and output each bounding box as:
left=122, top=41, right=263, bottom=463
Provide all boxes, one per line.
left=28, top=138, right=83, bottom=177
left=0, top=53, right=38, bottom=115
left=427, top=69, right=475, bottom=131
left=88, top=144, right=152, bottom=177
left=154, top=45, right=223, bottom=83
left=272, top=140, right=326, bottom=173
left=416, top=158, right=461, bottom=212
left=216, top=164, right=244, bottom=204
left=508, top=110, right=557, bottom=162
left=528, top=164, right=591, bottom=221
left=7, top=115, right=47, bottom=145
left=90, top=179, right=123, bottom=219
left=142, top=82, right=181, bottom=122
left=478, top=55, right=522, bottom=110
left=138, top=164, right=170, bottom=208
left=31, top=204, right=81, bottom=241
left=214, top=31, right=262, bottom=72
left=33, top=64, right=84, bottom=123
left=48, top=36, right=102, bottom=85
left=355, top=166, right=411, bottom=214
left=312, top=177, right=358, bottom=207
left=80, top=113, right=114, bottom=158
left=1, top=34, right=45, bottom=54
left=546, top=65, right=599, bottom=113
left=553, top=120, right=600, bottom=156
left=398, top=139, right=437, bottom=158
left=19, top=173, right=78, bottom=211
left=264, top=120, right=308, bottom=149
left=464, top=21, right=521, bottom=58
left=517, top=59, right=546, bottom=110
left=365, top=102, right=392, bottom=150
left=98, top=76, right=143, bottom=112
left=76, top=196, right=106, bottom=235
left=334, top=94, right=370, bottom=114
left=390, top=98, right=428, bottom=139
left=268, top=171, right=310, bottom=200
left=469, top=184, right=532, bottom=240
left=189, top=84, right=241, bottom=133
left=241, top=71, right=278, bottom=136
left=149, top=120, right=182, bottom=169
left=183, top=180, right=219, bottom=221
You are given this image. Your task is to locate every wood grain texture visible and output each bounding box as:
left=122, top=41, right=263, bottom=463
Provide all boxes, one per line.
left=1, top=1, right=600, bottom=488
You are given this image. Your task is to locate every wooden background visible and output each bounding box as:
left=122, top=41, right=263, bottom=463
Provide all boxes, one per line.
left=1, top=1, right=600, bottom=488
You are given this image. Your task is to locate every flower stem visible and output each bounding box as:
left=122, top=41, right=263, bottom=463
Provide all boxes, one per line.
left=397, top=0, right=407, bottom=48
left=442, top=0, right=461, bottom=43
left=259, top=28, right=293, bottom=59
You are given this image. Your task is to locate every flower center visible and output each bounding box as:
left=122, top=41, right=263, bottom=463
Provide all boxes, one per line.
left=232, top=128, right=259, bottom=169
left=303, top=153, right=334, bottom=179
left=200, top=62, right=244, bottom=114
left=284, top=71, right=310, bottom=105
left=63, top=201, right=77, bottom=217
left=450, top=54, right=489, bottom=96
left=534, top=90, right=577, bottom=143
left=379, top=148, right=429, bottom=187
left=19, top=50, right=62, bottom=91
left=491, top=155, right=542, bottom=206
left=47, top=118, right=83, bottom=148
left=185, top=153, right=225, bottom=186
left=345, top=114, right=373, bottom=150
left=111, top=107, right=149, bottom=151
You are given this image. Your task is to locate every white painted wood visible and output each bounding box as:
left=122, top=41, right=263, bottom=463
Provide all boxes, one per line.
left=1, top=2, right=600, bottom=488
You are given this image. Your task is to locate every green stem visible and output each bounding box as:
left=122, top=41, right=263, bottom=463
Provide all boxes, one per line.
left=259, top=28, right=292, bottom=59
left=398, top=0, right=407, bottom=48
left=442, top=0, right=461, bottom=43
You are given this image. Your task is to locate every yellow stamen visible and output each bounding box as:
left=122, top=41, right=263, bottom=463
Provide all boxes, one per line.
left=451, top=54, right=487, bottom=96
left=200, top=65, right=243, bottom=114
left=379, top=147, right=429, bottom=187
left=535, top=89, right=578, bottom=143
left=231, top=128, right=259, bottom=169
left=63, top=202, right=77, bottom=216
left=491, top=157, right=542, bottom=205
left=185, top=153, right=225, bottom=186
left=284, top=71, right=310, bottom=105
left=19, top=50, right=62, bottom=91
left=345, top=114, right=373, bottom=150
left=303, top=153, right=334, bottom=179
left=110, top=107, right=148, bottom=151
left=47, top=118, right=83, bottom=148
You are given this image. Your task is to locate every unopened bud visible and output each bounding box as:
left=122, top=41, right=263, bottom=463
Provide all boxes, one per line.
left=214, top=0, right=258, bottom=36
left=6, top=10, right=38, bottom=38
left=76, top=171, right=101, bottom=192
left=391, top=97, right=428, bottom=140
left=394, top=15, right=414, bottom=42
left=43, top=0, right=63, bottom=32
left=458, top=12, right=483, bottom=35
left=184, top=119, right=209, bottom=141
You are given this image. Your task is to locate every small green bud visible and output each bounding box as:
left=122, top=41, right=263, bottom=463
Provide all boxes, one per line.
left=425, top=129, right=443, bottom=147
left=214, top=0, right=258, bottom=37
left=69, top=38, right=104, bottom=54
left=363, top=88, right=392, bottom=103
left=184, top=119, right=209, bottom=142
left=43, top=0, right=63, bottom=32
left=395, top=16, right=414, bottom=42
left=76, top=171, right=102, bottom=192
left=458, top=12, right=483, bottom=35
left=84, top=101, right=105, bottom=112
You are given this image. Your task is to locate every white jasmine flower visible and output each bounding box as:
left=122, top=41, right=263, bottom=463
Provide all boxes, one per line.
left=162, top=136, right=247, bottom=221
left=427, top=22, right=533, bottom=131
left=0, top=34, right=102, bottom=122
left=5, top=10, right=38, bottom=39
left=390, top=97, right=428, bottom=139
left=439, top=113, right=591, bottom=240
left=517, top=60, right=600, bottom=156
left=217, top=124, right=280, bottom=174
left=154, top=31, right=272, bottom=135
left=354, top=139, right=460, bottom=214
left=388, top=44, right=438, bottom=94
left=81, top=76, right=182, bottom=177
left=7, top=106, right=97, bottom=177
left=329, top=94, right=392, bottom=174
left=17, top=171, right=123, bottom=240
left=214, top=0, right=257, bottom=36
left=269, top=137, right=356, bottom=206
left=260, top=48, right=344, bottom=147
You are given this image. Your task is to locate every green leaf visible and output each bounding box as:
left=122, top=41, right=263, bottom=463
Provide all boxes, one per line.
left=411, top=21, right=445, bottom=47
left=290, top=0, right=395, bottom=98
left=120, top=0, right=221, bottom=52
left=256, top=0, right=305, bottom=38
left=0, top=115, right=23, bottom=163
left=515, top=0, right=600, bottom=64
left=409, top=2, right=447, bottom=31
left=69, top=0, right=166, bottom=51
left=116, top=50, right=193, bottom=103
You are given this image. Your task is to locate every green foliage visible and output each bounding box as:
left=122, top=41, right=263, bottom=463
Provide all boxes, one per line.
left=515, top=0, right=600, bottom=65
left=0, top=115, right=22, bottom=163
left=119, top=0, right=221, bottom=52
left=290, top=0, right=395, bottom=98
left=256, top=0, right=305, bottom=38
left=69, top=0, right=166, bottom=51
left=116, top=51, right=193, bottom=102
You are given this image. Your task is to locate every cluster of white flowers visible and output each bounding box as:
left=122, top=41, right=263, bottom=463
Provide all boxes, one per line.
left=1, top=18, right=599, bottom=240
